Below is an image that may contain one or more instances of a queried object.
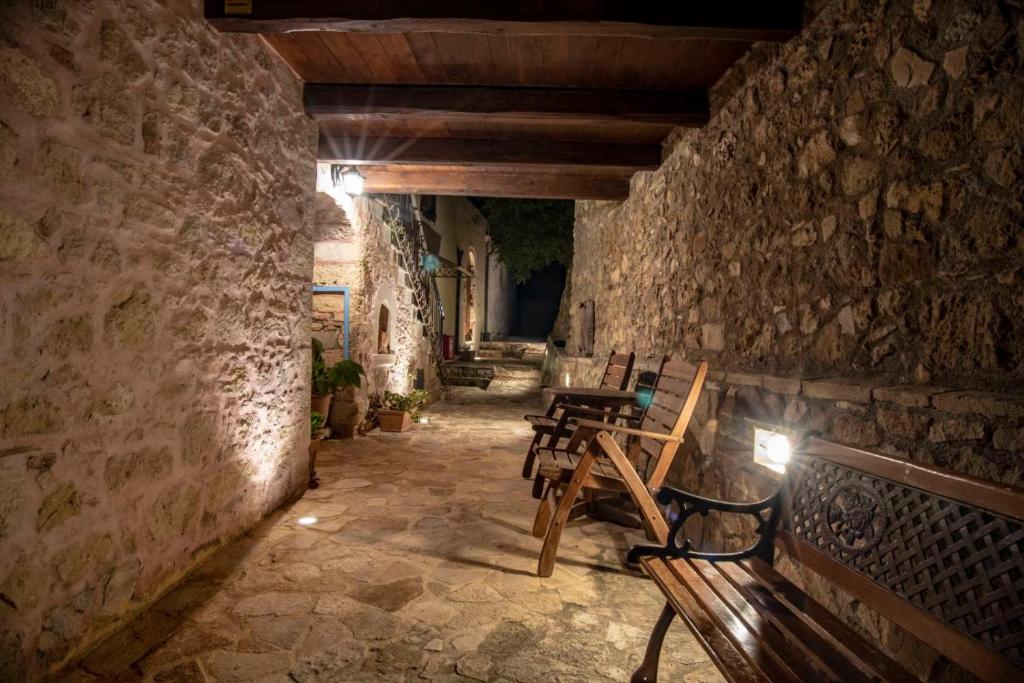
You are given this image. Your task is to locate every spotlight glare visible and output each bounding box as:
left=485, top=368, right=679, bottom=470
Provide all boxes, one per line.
left=341, top=169, right=365, bottom=195
left=298, top=516, right=317, bottom=526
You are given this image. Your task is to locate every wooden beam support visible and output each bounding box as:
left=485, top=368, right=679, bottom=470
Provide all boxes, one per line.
left=204, top=1, right=804, bottom=41
left=355, top=166, right=631, bottom=201
left=305, top=85, right=709, bottom=127
left=318, top=136, right=661, bottom=171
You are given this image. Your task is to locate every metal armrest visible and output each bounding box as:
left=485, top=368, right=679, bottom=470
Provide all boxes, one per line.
left=627, top=485, right=782, bottom=564
left=570, top=418, right=680, bottom=441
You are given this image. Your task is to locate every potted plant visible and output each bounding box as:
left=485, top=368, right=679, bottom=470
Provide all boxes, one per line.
left=311, top=337, right=366, bottom=418
left=378, top=389, right=428, bottom=432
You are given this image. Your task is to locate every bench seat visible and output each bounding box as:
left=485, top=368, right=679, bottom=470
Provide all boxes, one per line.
left=638, top=555, right=916, bottom=683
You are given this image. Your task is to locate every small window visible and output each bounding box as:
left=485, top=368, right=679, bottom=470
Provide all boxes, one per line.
left=377, top=304, right=391, bottom=354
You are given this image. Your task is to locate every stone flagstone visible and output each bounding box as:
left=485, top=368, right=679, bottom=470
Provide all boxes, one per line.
left=66, top=377, right=719, bottom=681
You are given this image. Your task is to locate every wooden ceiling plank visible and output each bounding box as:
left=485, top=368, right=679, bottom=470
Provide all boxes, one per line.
left=543, top=34, right=572, bottom=87
left=304, top=84, right=709, bottom=127
left=203, top=1, right=805, bottom=42
left=402, top=32, right=450, bottom=82
left=374, top=33, right=429, bottom=83
left=317, top=32, right=376, bottom=82
left=263, top=34, right=338, bottom=83
left=615, top=37, right=654, bottom=88
left=318, top=136, right=662, bottom=171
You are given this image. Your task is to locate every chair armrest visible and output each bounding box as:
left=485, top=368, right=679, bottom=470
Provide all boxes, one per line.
left=627, top=485, right=782, bottom=564
left=570, top=418, right=680, bottom=441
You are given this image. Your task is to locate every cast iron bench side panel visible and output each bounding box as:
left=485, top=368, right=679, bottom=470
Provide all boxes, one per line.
left=783, top=453, right=1024, bottom=671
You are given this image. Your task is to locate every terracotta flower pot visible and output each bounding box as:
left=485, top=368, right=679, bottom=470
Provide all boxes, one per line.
left=378, top=409, right=412, bottom=432
left=311, top=393, right=332, bottom=418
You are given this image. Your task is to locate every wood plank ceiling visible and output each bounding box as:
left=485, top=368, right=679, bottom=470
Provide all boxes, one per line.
left=205, top=2, right=804, bottom=200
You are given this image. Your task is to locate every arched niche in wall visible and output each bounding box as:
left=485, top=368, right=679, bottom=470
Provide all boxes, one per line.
left=370, top=284, right=397, bottom=368
left=461, top=248, right=478, bottom=349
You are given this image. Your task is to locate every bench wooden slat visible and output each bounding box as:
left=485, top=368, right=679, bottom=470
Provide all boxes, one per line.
left=644, top=558, right=776, bottom=683
left=732, top=559, right=920, bottom=683
left=691, top=560, right=855, bottom=683
left=660, top=558, right=803, bottom=682
left=708, top=565, right=909, bottom=683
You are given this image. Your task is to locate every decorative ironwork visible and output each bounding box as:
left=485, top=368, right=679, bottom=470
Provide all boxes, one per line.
left=786, top=458, right=1024, bottom=668
left=826, top=483, right=888, bottom=554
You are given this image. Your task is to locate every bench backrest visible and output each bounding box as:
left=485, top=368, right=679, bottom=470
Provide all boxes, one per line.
left=599, top=350, right=635, bottom=390
left=782, top=438, right=1024, bottom=683
left=636, top=357, right=708, bottom=488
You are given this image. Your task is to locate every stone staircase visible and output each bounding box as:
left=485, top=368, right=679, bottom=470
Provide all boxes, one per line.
left=446, top=339, right=546, bottom=402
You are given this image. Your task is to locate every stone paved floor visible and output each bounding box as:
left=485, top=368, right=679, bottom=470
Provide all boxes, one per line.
left=67, top=378, right=720, bottom=682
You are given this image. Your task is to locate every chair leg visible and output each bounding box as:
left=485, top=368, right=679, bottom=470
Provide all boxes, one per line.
left=531, top=473, right=545, bottom=499
left=521, top=435, right=542, bottom=478
left=631, top=602, right=676, bottom=683
left=537, top=450, right=595, bottom=577
left=532, top=481, right=559, bottom=537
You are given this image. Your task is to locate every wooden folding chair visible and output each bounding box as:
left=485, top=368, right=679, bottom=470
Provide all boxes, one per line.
left=531, top=358, right=709, bottom=577
left=521, top=350, right=635, bottom=479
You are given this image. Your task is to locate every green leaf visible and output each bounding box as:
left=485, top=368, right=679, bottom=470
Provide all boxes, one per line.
left=470, top=198, right=573, bottom=283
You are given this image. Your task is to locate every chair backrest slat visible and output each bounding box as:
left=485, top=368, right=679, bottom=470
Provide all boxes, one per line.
left=599, top=349, right=635, bottom=390
left=636, top=357, right=708, bottom=488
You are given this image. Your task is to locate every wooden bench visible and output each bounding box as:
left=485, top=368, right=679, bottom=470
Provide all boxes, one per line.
left=627, top=437, right=1024, bottom=682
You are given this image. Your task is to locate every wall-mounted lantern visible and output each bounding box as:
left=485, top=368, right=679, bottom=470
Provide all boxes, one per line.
left=754, top=428, right=792, bottom=474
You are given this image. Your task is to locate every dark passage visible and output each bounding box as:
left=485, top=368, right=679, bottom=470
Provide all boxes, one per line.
left=515, top=263, right=566, bottom=338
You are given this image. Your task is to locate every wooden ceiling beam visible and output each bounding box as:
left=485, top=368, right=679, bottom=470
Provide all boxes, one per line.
left=355, top=166, right=631, bottom=201
left=318, top=136, right=661, bottom=171
left=305, top=85, right=709, bottom=127
left=204, top=1, right=804, bottom=41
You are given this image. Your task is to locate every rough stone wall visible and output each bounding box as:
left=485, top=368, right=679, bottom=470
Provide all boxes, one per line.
left=0, top=1, right=317, bottom=678
left=313, top=189, right=438, bottom=420
left=555, top=0, right=1023, bottom=678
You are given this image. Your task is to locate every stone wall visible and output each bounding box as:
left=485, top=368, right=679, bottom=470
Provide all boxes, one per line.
left=312, top=186, right=439, bottom=425
left=0, top=1, right=317, bottom=678
left=555, top=0, right=1023, bottom=679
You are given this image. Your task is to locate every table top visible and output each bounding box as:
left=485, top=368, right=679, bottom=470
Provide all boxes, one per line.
left=542, top=386, right=638, bottom=403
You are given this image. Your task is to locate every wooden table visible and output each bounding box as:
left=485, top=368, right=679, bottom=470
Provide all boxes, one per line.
left=542, top=386, right=638, bottom=408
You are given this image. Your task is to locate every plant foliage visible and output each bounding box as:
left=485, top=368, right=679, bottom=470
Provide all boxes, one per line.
left=471, top=198, right=573, bottom=283
left=312, top=338, right=366, bottom=395
left=382, top=389, right=429, bottom=420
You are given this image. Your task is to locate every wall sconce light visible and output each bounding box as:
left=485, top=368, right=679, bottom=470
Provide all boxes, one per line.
left=421, top=253, right=440, bottom=273
left=754, top=428, right=791, bottom=474
left=564, top=372, right=571, bottom=387
left=330, top=164, right=365, bottom=196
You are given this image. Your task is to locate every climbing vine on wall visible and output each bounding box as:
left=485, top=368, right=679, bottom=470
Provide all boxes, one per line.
left=471, top=198, right=573, bottom=283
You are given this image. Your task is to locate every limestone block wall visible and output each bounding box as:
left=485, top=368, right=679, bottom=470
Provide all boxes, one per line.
left=0, top=1, right=317, bottom=678
left=313, top=190, right=438, bottom=415
left=555, top=0, right=1023, bottom=678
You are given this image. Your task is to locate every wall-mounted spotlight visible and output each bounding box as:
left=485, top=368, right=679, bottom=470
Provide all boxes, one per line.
left=754, top=428, right=792, bottom=474
left=330, top=164, right=365, bottom=196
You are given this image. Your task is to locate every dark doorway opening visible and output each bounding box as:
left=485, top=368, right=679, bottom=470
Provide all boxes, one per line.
left=514, top=263, right=565, bottom=339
